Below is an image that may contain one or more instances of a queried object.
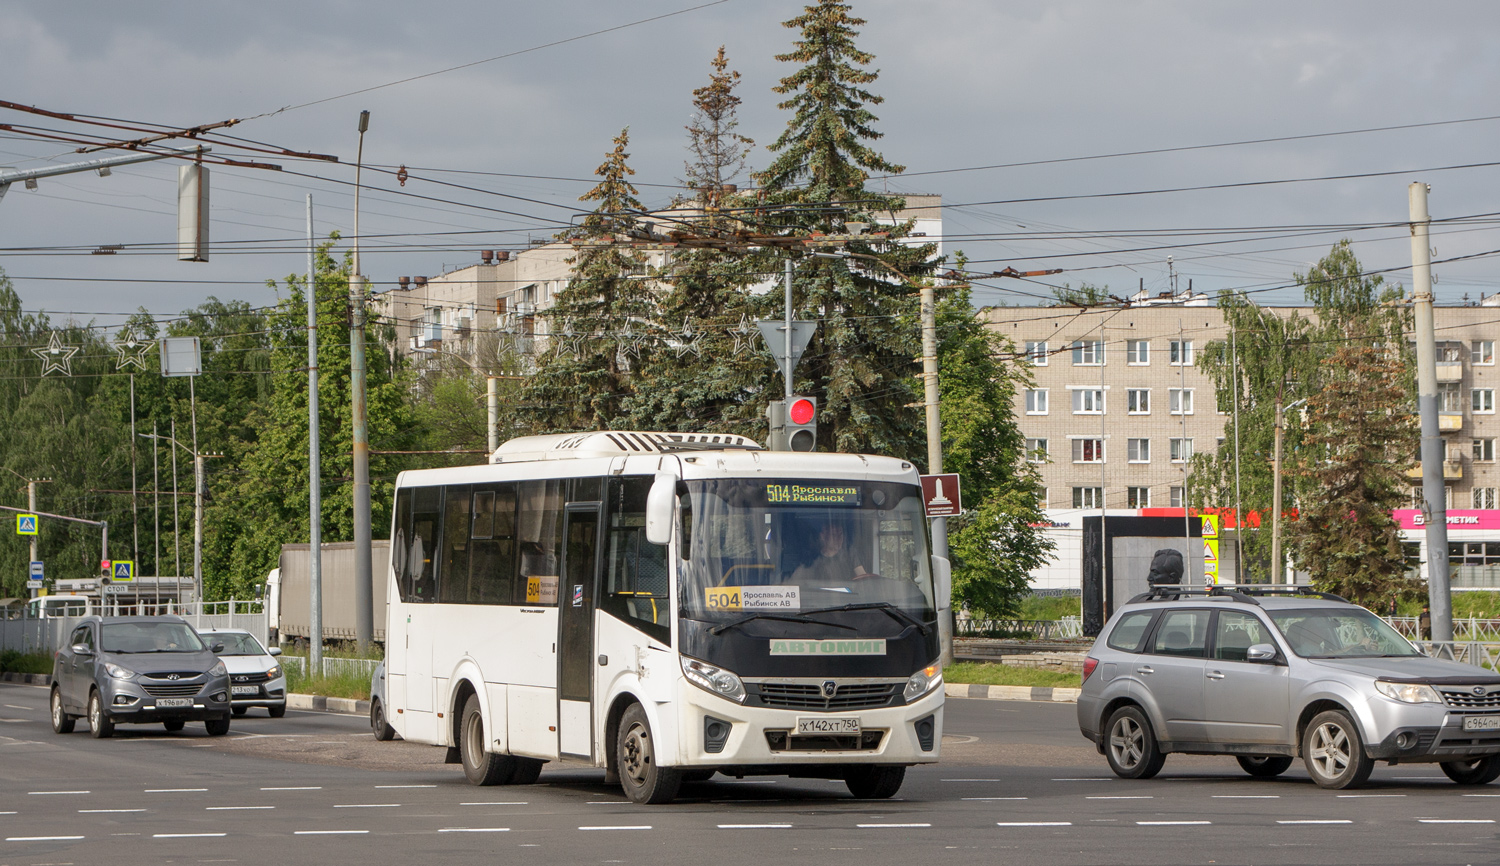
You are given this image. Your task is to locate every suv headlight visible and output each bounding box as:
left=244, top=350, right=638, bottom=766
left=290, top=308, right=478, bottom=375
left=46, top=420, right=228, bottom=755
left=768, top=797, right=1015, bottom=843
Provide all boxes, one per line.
left=904, top=664, right=943, bottom=702
left=1375, top=681, right=1443, bottom=704
left=681, top=657, right=746, bottom=703
left=265, top=664, right=282, bottom=681
left=103, top=663, right=136, bottom=680
left=208, top=660, right=227, bottom=678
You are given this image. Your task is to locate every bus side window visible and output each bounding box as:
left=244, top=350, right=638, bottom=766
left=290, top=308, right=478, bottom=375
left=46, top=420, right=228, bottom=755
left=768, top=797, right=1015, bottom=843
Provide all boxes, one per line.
left=439, top=485, right=473, bottom=604
left=410, top=486, right=442, bottom=602
left=393, top=488, right=413, bottom=601
left=517, top=479, right=563, bottom=606
left=602, top=477, right=670, bottom=644
left=468, top=485, right=518, bottom=604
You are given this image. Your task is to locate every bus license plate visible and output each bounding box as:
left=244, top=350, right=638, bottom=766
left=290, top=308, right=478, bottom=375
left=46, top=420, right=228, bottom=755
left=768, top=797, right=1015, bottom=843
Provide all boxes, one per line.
left=232, top=685, right=259, bottom=696
left=154, top=698, right=191, bottom=709
left=797, top=717, right=860, bottom=735
left=1463, top=715, right=1500, bottom=731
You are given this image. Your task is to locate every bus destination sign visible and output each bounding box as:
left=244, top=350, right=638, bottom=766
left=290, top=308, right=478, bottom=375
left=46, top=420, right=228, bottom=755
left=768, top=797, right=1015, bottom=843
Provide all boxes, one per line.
left=766, top=483, right=860, bottom=506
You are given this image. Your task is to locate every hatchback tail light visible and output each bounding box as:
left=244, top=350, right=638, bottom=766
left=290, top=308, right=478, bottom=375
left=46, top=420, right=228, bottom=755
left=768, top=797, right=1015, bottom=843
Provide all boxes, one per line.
left=1081, top=656, right=1099, bottom=682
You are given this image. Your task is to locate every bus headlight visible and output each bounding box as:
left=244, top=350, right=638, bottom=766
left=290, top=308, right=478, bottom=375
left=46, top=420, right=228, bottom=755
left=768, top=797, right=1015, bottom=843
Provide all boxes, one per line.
left=681, top=657, right=746, bottom=703
left=104, top=663, right=136, bottom=680
left=904, top=664, right=942, bottom=702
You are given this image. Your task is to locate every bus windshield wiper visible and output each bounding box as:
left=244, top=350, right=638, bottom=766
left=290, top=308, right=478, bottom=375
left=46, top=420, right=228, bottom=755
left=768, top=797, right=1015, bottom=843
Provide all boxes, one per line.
left=798, top=602, right=932, bottom=635
left=707, top=612, right=857, bottom=636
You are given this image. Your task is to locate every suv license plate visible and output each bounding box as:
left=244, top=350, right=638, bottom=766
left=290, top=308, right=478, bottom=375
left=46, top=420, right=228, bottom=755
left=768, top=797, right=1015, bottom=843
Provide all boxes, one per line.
left=231, top=685, right=259, bottom=695
left=796, top=717, right=860, bottom=735
left=1463, top=715, right=1500, bottom=731
left=154, top=698, right=192, bottom=709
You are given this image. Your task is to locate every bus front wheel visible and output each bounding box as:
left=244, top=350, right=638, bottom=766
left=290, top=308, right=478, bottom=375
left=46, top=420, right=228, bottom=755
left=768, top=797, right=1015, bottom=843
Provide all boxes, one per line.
left=616, top=703, right=681, bottom=804
left=845, top=765, right=905, bottom=799
left=461, top=694, right=517, bottom=786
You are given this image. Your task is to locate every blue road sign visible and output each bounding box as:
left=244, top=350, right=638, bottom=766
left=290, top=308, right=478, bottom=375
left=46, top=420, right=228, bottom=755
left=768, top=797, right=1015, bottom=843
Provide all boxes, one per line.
left=16, top=514, right=38, bottom=535
left=112, top=561, right=134, bottom=581
left=29, top=561, right=43, bottom=579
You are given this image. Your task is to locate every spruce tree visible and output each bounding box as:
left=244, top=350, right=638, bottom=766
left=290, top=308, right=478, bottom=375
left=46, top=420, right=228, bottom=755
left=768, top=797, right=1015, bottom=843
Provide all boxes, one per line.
left=682, top=46, right=755, bottom=200
left=521, top=129, right=655, bottom=432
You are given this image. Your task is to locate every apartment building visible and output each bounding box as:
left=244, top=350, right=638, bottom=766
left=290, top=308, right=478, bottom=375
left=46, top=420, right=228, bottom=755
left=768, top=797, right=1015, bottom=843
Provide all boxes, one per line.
left=984, top=297, right=1500, bottom=590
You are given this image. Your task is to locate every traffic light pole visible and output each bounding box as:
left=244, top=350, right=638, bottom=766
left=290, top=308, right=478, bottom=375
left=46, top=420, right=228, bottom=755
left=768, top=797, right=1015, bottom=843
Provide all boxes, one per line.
left=350, top=110, right=374, bottom=654
left=920, top=284, right=953, bottom=666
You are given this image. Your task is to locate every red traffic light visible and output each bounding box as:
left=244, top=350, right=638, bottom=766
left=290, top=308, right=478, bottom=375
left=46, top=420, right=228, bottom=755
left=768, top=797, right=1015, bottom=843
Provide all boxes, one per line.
left=789, top=397, right=816, bottom=426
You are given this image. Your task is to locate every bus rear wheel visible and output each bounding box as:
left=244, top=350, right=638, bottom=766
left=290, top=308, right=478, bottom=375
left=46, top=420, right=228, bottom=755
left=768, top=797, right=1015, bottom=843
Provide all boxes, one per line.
left=617, top=703, right=681, bottom=804
left=461, top=694, right=517, bottom=786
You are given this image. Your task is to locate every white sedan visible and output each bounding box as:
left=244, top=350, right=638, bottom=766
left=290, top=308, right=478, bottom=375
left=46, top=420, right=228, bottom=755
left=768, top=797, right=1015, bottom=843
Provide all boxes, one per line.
left=199, top=628, right=287, bottom=718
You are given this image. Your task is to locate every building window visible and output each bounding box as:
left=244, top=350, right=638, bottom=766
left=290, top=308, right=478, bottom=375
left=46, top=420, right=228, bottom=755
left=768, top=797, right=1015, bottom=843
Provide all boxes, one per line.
left=1441, top=382, right=1463, bottom=413
left=1025, top=341, right=1048, bottom=366
left=1071, top=339, right=1104, bottom=366
left=1409, top=487, right=1423, bottom=508
left=1169, top=339, right=1194, bottom=366
left=1038, top=488, right=1048, bottom=509
left=1127, top=389, right=1150, bottom=414
left=1128, top=438, right=1150, bottom=463
left=1073, top=487, right=1103, bottom=508
left=1474, top=388, right=1495, bottom=414
left=1072, top=438, right=1105, bottom=463
left=1437, top=342, right=1464, bottom=363
left=1025, top=438, right=1049, bottom=463
left=1170, top=438, right=1193, bottom=462
left=1475, top=438, right=1496, bottom=462
left=1127, top=486, right=1151, bottom=508
left=1072, top=388, right=1105, bottom=414
left=1473, top=340, right=1495, bottom=366
left=1127, top=340, right=1149, bottom=365
left=1169, top=388, right=1194, bottom=415
left=1474, top=488, right=1498, bottom=509
left=1169, top=486, right=1185, bottom=508
left=1025, top=389, right=1049, bottom=415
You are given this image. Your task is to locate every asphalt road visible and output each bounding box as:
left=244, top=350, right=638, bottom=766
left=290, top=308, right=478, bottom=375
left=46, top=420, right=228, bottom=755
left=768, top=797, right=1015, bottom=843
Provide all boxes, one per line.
left=3, top=682, right=1498, bottom=866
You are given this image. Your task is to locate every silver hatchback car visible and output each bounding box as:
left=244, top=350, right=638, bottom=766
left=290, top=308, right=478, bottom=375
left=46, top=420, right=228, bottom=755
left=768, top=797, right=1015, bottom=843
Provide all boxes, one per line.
left=1077, top=586, right=1500, bottom=789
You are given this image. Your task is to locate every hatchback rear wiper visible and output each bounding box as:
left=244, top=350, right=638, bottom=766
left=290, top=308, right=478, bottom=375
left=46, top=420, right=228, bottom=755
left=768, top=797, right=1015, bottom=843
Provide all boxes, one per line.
left=798, top=602, right=933, bottom=635
left=707, top=612, right=857, bottom=636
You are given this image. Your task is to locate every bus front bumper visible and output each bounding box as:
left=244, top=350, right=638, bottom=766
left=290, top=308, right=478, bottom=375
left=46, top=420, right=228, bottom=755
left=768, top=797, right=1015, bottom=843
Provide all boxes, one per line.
left=673, top=684, right=944, bottom=767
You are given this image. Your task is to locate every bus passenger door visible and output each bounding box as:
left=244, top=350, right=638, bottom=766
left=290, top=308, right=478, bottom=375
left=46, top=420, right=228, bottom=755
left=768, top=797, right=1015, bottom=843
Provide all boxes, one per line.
left=557, top=504, right=601, bottom=759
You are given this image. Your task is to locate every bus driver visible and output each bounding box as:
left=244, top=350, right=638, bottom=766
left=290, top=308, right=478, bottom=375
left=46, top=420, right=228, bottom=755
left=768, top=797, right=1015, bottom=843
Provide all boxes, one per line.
left=791, top=519, right=869, bottom=584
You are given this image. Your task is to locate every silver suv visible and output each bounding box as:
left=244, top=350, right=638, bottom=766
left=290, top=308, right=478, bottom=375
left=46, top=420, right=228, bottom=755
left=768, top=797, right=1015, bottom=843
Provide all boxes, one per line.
left=1077, top=586, right=1500, bottom=789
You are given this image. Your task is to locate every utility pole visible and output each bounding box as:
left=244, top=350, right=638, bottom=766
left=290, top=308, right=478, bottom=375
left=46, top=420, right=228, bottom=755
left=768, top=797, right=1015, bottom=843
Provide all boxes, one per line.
left=307, top=194, right=324, bottom=667
left=193, top=453, right=205, bottom=603
left=784, top=259, right=795, bottom=404
left=1270, top=394, right=1306, bottom=584
left=1410, top=181, right=1453, bottom=642
left=350, top=110, right=374, bottom=654
left=919, top=281, right=951, bottom=665
left=1230, top=317, right=1245, bottom=583
left=487, top=376, right=500, bottom=454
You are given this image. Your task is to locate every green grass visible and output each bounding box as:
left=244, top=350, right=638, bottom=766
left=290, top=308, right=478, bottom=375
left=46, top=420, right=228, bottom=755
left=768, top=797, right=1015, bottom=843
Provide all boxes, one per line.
left=0, top=650, right=53, bottom=675
left=282, top=658, right=373, bottom=701
left=1016, top=595, right=1082, bottom=621
left=1394, top=591, right=1500, bottom=618
left=945, top=661, right=1082, bottom=689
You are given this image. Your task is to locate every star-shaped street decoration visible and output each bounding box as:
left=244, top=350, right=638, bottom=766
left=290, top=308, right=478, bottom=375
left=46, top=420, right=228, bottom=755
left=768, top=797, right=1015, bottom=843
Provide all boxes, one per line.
left=112, top=327, right=154, bottom=371
left=673, top=318, right=702, bottom=358
left=728, top=314, right=756, bottom=356
left=615, top=320, right=643, bottom=360
left=33, top=331, right=81, bottom=377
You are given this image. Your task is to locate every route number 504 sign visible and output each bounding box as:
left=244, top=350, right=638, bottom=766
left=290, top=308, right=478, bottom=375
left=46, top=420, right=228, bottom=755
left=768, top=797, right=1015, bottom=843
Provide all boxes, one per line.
left=703, top=586, right=801, bottom=611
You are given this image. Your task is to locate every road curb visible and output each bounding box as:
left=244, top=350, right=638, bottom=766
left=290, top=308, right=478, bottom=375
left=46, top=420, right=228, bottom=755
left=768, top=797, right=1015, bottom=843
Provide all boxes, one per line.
left=945, top=682, right=1080, bottom=704
left=0, top=671, right=53, bottom=687
left=288, top=693, right=370, bottom=717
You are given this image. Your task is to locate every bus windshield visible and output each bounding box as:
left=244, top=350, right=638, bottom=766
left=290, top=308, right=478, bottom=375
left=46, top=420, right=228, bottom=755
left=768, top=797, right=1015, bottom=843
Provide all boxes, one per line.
left=680, top=479, right=935, bottom=629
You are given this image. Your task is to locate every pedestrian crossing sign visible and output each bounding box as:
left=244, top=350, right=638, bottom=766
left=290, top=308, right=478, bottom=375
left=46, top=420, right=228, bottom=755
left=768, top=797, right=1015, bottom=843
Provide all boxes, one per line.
left=112, top=561, right=134, bottom=581
left=16, top=514, right=38, bottom=535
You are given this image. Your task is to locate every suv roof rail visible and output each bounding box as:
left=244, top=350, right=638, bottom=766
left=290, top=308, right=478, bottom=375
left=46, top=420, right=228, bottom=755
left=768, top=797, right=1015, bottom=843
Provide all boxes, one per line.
left=1123, top=583, right=1349, bottom=607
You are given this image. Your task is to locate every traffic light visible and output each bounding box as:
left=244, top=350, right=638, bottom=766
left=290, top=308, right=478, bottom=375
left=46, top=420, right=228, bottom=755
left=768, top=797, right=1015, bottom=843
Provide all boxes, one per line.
left=100, top=560, right=113, bottom=583
left=786, top=395, right=817, bottom=452
left=766, top=400, right=788, bottom=451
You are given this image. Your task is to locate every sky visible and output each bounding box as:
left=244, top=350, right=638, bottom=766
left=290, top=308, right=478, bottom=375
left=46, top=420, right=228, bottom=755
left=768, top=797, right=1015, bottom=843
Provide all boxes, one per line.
left=3, top=0, right=1500, bottom=333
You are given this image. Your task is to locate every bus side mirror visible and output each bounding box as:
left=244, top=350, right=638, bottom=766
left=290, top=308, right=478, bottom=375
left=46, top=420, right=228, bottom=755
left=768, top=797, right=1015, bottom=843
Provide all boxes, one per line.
left=645, top=473, right=677, bottom=546
left=932, top=556, right=952, bottom=613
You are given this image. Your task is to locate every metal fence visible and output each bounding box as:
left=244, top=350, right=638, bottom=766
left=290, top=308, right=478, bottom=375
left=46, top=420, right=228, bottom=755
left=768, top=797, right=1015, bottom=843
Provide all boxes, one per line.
left=280, top=656, right=381, bottom=680
left=1387, top=616, right=1500, bottom=642
left=1415, top=641, right=1499, bottom=671
left=956, top=616, right=1084, bottom=640
left=0, top=601, right=267, bottom=655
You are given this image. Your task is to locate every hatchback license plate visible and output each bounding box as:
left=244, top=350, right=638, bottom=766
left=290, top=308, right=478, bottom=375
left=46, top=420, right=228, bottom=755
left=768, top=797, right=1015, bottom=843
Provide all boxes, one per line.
left=231, top=685, right=259, bottom=696
left=154, top=698, right=191, bottom=709
left=1463, top=715, right=1500, bottom=732
left=796, top=717, right=860, bottom=735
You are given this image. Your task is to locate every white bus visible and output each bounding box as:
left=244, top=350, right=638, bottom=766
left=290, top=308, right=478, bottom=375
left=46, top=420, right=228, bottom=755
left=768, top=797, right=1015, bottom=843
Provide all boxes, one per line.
left=384, top=431, right=949, bottom=804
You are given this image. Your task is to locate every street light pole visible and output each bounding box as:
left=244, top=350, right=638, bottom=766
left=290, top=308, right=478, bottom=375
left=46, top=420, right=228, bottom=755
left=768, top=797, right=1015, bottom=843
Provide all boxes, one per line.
left=919, top=281, right=953, bottom=665
left=1270, top=395, right=1305, bottom=584
left=350, top=110, right=374, bottom=654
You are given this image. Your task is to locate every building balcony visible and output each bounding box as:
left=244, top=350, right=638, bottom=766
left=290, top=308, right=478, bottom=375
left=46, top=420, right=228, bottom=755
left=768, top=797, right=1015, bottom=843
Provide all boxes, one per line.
left=1405, top=460, right=1464, bottom=481
left=1436, top=362, right=1464, bottom=383
left=1440, top=413, right=1464, bottom=432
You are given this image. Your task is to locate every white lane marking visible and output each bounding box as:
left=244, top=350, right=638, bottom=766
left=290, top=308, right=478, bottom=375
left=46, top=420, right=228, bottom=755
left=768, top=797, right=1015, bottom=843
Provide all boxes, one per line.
left=439, top=828, right=510, bottom=833
left=263, top=786, right=322, bottom=790
left=0, top=811, right=14, bottom=815
left=207, top=806, right=275, bottom=811
left=462, top=802, right=528, bottom=806
left=996, top=822, right=1072, bottom=827
left=146, top=788, right=208, bottom=793
left=942, top=779, right=1000, bottom=782
left=725, top=780, right=776, bottom=784
left=80, top=809, right=147, bottom=813
left=718, top=824, right=793, bottom=829
left=155, top=832, right=227, bottom=838
left=579, top=826, right=652, bottom=831
left=295, top=830, right=370, bottom=835
left=858, top=823, right=931, bottom=828
left=1397, top=776, right=1449, bottom=780
left=1418, top=819, right=1496, bottom=824
left=1278, top=820, right=1353, bottom=825
left=6, top=835, right=85, bottom=841
left=587, top=801, right=628, bottom=805
left=1052, top=778, right=1110, bottom=782
left=333, top=804, right=401, bottom=808
left=1211, top=795, right=1279, bottom=799
left=1087, top=796, right=1153, bottom=800
left=376, top=785, right=436, bottom=789
left=1462, top=793, right=1500, bottom=797
left=4, top=705, right=31, bottom=709
left=963, top=797, right=1028, bottom=801
left=1137, top=821, right=1211, bottom=826
left=1337, top=794, right=1404, bottom=798
left=28, top=790, right=90, bottom=795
